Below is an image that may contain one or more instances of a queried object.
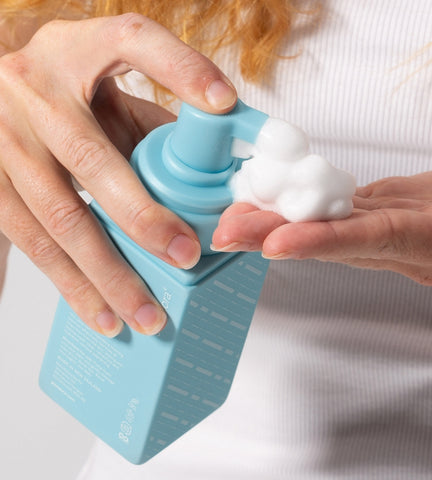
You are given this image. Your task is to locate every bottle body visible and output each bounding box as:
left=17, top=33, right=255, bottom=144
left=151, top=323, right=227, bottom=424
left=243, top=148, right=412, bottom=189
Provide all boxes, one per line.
left=39, top=204, right=269, bottom=464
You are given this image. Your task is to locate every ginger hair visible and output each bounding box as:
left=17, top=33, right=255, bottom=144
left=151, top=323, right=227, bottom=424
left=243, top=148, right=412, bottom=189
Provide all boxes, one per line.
left=0, top=0, right=320, bottom=98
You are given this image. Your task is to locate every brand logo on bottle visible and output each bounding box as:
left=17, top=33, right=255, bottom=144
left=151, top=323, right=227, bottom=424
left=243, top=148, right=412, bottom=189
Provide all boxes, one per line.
left=118, top=397, right=139, bottom=445
left=161, top=288, right=172, bottom=310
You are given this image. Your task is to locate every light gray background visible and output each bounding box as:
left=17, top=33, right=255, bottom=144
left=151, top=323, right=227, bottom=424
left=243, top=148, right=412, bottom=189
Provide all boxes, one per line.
left=0, top=246, right=94, bottom=480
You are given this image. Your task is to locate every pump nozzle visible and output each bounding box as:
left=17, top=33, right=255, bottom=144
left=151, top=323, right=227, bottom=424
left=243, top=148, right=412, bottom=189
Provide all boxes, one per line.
left=170, top=100, right=268, bottom=173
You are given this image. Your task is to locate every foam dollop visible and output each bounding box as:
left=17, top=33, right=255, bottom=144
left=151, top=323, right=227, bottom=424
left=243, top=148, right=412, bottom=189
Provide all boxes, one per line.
left=230, top=118, right=356, bottom=222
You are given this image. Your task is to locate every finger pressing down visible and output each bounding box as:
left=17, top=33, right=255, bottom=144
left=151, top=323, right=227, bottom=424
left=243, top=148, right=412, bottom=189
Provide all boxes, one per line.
left=28, top=99, right=201, bottom=271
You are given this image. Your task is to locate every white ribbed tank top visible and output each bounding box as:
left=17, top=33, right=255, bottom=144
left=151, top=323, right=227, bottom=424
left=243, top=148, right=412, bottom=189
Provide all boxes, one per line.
left=78, top=1, right=432, bottom=478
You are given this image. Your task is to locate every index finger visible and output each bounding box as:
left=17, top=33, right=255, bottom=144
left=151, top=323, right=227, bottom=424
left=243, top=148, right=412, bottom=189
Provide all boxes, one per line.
left=40, top=107, right=202, bottom=269
left=28, top=14, right=238, bottom=113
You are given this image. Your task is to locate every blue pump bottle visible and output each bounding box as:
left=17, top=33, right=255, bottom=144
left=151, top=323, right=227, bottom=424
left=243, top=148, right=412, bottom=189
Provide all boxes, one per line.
left=39, top=100, right=270, bottom=464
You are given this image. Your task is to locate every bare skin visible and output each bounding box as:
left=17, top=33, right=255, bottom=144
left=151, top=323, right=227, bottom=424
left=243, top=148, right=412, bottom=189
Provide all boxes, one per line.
left=212, top=172, right=432, bottom=286
left=0, top=14, right=237, bottom=337
left=0, top=232, right=10, bottom=296
left=2, top=14, right=430, bottom=343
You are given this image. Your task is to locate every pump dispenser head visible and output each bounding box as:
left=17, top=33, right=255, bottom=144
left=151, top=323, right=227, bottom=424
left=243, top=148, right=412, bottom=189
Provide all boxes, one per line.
left=130, top=100, right=268, bottom=254
left=170, top=100, right=269, bottom=173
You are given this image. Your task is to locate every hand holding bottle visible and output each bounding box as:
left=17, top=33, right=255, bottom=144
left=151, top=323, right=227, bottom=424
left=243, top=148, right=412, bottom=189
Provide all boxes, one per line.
left=0, top=14, right=237, bottom=336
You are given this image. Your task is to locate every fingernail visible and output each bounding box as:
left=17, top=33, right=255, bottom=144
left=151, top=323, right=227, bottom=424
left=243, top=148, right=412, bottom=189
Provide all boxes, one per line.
left=262, top=251, right=302, bottom=260
left=134, top=303, right=167, bottom=335
left=167, top=234, right=200, bottom=269
left=210, top=242, right=243, bottom=252
left=96, top=311, right=124, bottom=338
left=205, top=79, right=237, bottom=110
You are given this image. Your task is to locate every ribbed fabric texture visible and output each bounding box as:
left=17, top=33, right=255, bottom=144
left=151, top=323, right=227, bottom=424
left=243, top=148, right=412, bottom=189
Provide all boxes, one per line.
left=77, top=1, right=432, bottom=478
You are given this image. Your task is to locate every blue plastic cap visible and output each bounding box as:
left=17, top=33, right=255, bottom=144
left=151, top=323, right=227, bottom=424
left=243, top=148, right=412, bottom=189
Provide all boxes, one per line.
left=170, top=100, right=269, bottom=173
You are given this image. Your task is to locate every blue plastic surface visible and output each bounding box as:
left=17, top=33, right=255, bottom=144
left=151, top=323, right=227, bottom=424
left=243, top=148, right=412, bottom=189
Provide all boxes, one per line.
left=171, top=100, right=269, bottom=172
left=39, top=100, right=271, bottom=464
left=40, top=218, right=269, bottom=464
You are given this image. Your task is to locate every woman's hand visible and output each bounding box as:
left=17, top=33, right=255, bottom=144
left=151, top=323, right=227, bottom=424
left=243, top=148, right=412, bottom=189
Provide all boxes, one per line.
left=0, top=14, right=237, bottom=336
left=0, top=231, right=10, bottom=297
left=213, top=172, right=432, bottom=286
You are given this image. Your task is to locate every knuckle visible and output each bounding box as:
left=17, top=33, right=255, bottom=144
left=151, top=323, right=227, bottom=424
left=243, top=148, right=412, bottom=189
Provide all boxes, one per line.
left=61, top=277, right=94, bottom=306
left=102, top=266, right=132, bottom=295
left=31, top=19, right=67, bottom=43
left=127, top=202, right=160, bottom=239
left=165, top=48, right=218, bottom=94
left=44, top=198, right=87, bottom=237
left=375, top=211, right=420, bottom=261
left=0, top=51, right=31, bottom=82
left=167, top=48, right=204, bottom=74
left=63, top=134, right=111, bottom=179
left=375, top=211, right=399, bottom=255
left=27, top=235, right=62, bottom=267
left=112, top=12, right=151, bottom=43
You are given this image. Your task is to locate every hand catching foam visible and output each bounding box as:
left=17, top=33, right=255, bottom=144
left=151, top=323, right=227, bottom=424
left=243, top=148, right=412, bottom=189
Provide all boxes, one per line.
left=230, top=118, right=356, bottom=222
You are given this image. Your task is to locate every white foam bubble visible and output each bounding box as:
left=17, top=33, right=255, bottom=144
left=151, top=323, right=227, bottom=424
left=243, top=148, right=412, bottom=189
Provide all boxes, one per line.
left=230, top=118, right=356, bottom=222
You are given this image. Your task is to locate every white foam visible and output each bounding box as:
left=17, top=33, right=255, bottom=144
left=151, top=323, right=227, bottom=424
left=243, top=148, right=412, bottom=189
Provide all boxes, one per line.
left=230, top=118, right=356, bottom=222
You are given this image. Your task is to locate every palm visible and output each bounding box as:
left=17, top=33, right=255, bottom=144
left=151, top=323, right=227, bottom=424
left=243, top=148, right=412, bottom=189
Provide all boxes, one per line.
left=213, top=173, right=432, bottom=286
